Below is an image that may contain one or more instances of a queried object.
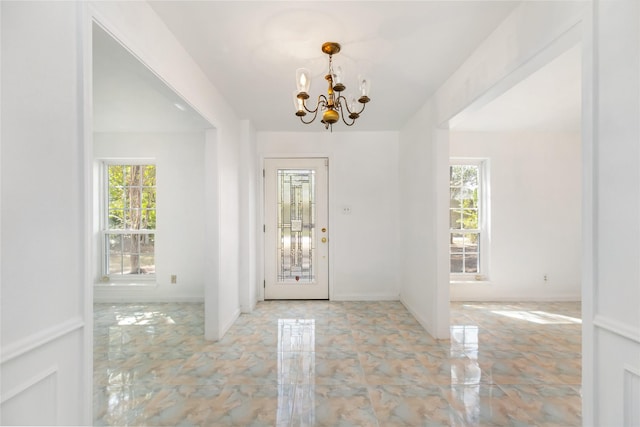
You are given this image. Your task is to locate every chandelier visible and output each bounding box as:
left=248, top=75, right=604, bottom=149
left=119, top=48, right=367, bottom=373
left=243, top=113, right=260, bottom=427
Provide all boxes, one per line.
left=294, top=42, right=370, bottom=130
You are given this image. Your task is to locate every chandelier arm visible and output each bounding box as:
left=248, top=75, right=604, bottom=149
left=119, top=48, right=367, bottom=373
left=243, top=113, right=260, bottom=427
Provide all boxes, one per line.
left=300, top=97, right=328, bottom=124
left=335, top=95, right=350, bottom=114
left=340, top=115, right=357, bottom=126
left=335, top=94, right=367, bottom=116
left=299, top=107, right=320, bottom=124
left=302, top=95, right=328, bottom=114
left=336, top=98, right=357, bottom=126
left=355, top=101, right=367, bottom=115
left=336, top=95, right=365, bottom=126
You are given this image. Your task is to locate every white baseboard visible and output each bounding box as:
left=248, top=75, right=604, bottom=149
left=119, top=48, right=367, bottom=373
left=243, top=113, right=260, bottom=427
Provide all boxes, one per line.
left=400, top=296, right=434, bottom=336
left=220, top=308, right=241, bottom=339
left=93, top=296, right=205, bottom=303
left=449, top=295, right=581, bottom=302
left=331, top=293, right=400, bottom=301
left=240, top=300, right=257, bottom=314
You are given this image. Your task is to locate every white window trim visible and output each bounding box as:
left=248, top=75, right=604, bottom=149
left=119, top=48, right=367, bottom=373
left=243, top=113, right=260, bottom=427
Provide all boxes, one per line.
left=449, top=158, right=491, bottom=283
left=98, top=159, right=157, bottom=284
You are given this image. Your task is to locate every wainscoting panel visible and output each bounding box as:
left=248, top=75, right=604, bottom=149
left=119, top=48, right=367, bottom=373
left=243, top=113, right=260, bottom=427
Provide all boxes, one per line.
left=625, top=367, right=640, bottom=427
left=595, top=324, right=640, bottom=426
left=0, top=322, right=85, bottom=425
left=1, top=367, right=57, bottom=425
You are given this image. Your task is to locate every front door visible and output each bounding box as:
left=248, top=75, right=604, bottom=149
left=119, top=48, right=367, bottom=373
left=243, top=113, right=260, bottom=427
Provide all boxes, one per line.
left=264, top=158, right=329, bottom=299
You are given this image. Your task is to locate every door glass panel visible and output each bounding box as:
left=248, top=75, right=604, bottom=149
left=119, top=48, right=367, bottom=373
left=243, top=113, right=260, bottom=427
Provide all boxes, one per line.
left=277, top=169, right=316, bottom=283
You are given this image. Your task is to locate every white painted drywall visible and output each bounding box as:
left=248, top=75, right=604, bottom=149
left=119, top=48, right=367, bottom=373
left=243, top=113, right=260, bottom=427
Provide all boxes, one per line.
left=93, top=132, right=206, bottom=302
left=89, top=1, right=243, bottom=340
left=449, top=131, right=582, bottom=301
left=239, top=121, right=258, bottom=312
left=1, top=2, right=88, bottom=424
left=398, top=101, right=451, bottom=339
left=257, top=131, right=400, bottom=301
left=398, top=0, right=588, bottom=341
left=435, top=1, right=587, bottom=126
left=585, top=1, right=640, bottom=425
left=216, top=122, right=242, bottom=335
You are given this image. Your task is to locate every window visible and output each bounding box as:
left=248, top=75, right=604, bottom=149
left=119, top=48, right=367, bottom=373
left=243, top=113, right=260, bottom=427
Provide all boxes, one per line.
left=103, top=163, right=156, bottom=278
left=449, top=160, right=488, bottom=278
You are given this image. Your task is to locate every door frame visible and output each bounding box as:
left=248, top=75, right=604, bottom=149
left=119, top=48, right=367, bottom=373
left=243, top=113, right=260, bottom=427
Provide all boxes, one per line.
left=258, top=154, right=333, bottom=301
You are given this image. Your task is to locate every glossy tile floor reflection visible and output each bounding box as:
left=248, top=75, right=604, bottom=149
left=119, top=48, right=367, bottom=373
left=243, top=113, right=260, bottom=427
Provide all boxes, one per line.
left=94, top=301, right=582, bottom=426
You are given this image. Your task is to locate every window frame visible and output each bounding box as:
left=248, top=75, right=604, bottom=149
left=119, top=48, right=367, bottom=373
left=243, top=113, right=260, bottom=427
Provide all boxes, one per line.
left=449, top=158, right=490, bottom=282
left=99, top=159, right=157, bottom=282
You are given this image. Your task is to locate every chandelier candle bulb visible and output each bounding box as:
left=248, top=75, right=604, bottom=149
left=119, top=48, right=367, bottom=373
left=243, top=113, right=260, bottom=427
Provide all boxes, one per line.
left=347, top=96, right=360, bottom=119
left=293, top=42, right=371, bottom=130
left=332, top=66, right=345, bottom=92
left=296, top=68, right=311, bottom=94
left=358, top=75, right=371, bottom=103
left=293, top=91, right=306, bottom=116
left=348, top=95, right=357, bottom=111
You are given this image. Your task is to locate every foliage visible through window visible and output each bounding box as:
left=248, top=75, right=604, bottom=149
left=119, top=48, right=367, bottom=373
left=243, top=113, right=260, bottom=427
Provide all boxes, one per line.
left=450, top=164, right=480, bottom=274
left=104, top=164, right=156, bottom=276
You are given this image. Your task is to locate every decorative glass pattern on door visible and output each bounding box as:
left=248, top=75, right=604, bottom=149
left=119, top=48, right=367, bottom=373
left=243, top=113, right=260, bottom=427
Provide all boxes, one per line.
left=277, top=169, right=316, bottom=283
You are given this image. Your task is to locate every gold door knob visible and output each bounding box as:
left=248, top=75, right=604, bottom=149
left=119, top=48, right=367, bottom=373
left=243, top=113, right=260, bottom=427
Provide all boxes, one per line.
left=321, top=237, right=327, bottom=243
left=321, top=228, right=327, bottom=233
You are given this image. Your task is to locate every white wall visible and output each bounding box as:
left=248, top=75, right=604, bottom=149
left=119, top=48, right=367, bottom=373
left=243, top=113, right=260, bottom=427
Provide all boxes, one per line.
left=435, top=1, right=586, bottom=126
left=89, top=1, right=243, bottom=340
left=399, top=0, right=588, bottom=341
left=584, top=1, right=640, bottom=425
left=216, top=123, right=241, bottom=335
left=1, top=2, right=89, bottom=424
left=398, top=102, right=451, bottom=339
left=449, top=131, right=582, bottom=301
left=239, top=121, right=258, bottom=312
left=93, top=132, right=206, bottom=302
left=257, top=131, right=400, bottom=301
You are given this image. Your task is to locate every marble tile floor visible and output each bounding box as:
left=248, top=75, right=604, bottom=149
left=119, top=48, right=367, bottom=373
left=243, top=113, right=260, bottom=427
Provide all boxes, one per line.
left=94, top=300, right=582, bottom=426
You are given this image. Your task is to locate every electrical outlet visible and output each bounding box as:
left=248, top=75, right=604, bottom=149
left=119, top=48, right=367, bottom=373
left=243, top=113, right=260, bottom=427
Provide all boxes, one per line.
left=544, top=274, right=548, bottom=282
left=171, top=274, right=177, bottom=284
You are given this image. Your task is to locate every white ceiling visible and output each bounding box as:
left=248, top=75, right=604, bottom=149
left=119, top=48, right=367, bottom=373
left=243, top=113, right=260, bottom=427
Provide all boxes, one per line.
left=93, top=23, right=212, bottom=133
left=148, top=1, right=520, bottom=132
left=93, top=1, right=582, bottom=134
left=451, top=43, right=582, bottom=132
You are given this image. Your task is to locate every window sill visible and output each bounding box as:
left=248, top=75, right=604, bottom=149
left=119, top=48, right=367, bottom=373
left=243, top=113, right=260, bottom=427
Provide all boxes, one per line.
left=450, top=280, right=491, bottom=285
left=94, top=280, right=157, bottom=288
left=450, top=275, right=491, bottom=284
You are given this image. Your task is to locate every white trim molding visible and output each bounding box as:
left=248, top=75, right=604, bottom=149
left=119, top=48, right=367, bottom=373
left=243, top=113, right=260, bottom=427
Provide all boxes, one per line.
left=0, top=318, right=84, bottom=364
left=593, top=314, right=640, bottom=344
left=0, top=366, right=59, bottom=425
left=219, top=308, right=241, bottom=340
left=0, top=365, right=58, bottom=405
left=400, top=296, right=434, bottom=338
